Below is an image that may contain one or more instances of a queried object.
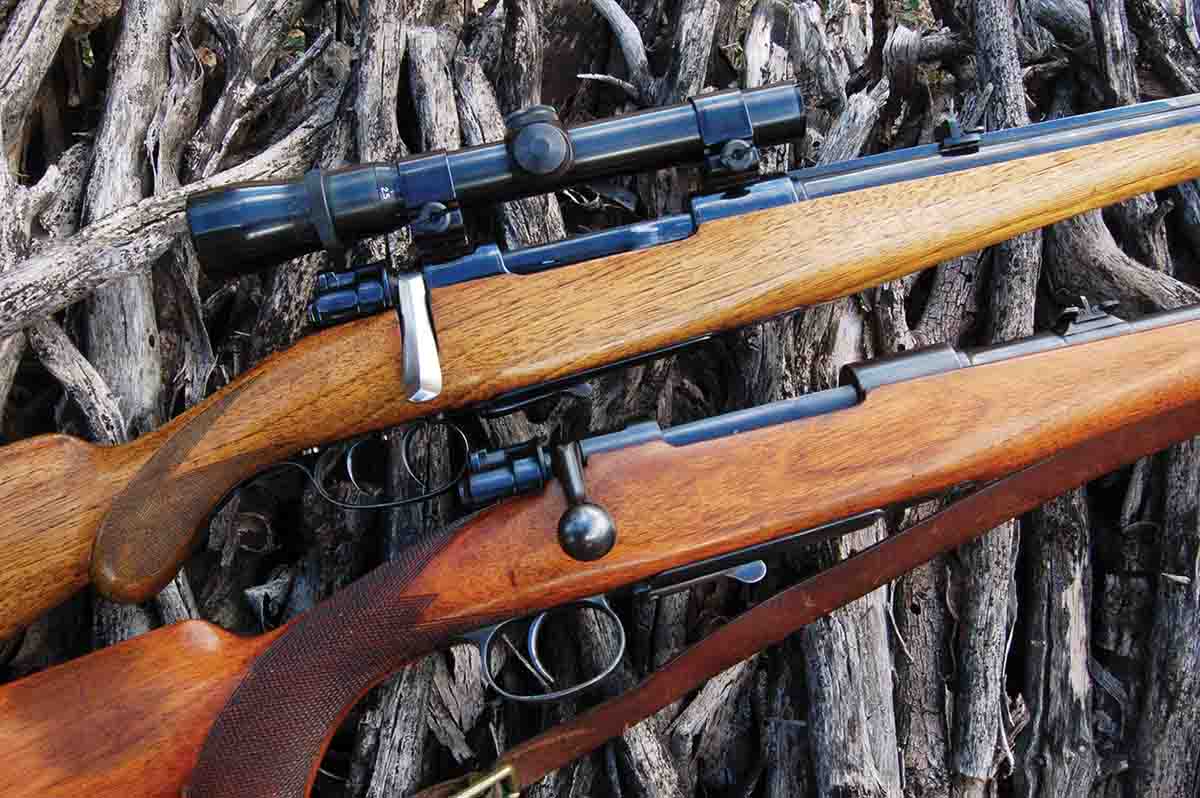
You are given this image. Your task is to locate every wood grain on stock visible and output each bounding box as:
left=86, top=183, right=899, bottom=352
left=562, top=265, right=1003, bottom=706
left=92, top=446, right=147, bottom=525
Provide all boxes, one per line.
left=0, top=121, right=1197, bottom=639
left=0, top=620, right=274, bottom=797
left=2, top=317, right=1199, bottom=798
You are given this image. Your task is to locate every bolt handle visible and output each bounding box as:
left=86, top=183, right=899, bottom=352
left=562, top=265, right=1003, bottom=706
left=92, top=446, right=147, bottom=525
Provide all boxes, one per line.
left=552, top=443, right=616, bottom=561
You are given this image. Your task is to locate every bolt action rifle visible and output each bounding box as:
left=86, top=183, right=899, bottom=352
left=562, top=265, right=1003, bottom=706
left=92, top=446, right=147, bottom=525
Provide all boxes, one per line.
left=2, top=84, right=1200, bottom=639
left=3, top=300, right=1200, bottom=798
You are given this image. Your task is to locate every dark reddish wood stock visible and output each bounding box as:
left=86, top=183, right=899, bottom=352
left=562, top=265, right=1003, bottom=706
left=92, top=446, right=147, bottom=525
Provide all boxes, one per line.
left=1, top=119, right=1199, bottom=640
left=417, top=397, right=1200, bottom=797
left=0, top=621, right=274, bottom=797
left=1, top=318, right=1199, bottom=798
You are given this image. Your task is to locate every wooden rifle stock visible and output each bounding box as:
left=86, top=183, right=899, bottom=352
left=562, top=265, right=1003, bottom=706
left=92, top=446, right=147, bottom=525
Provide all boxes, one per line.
left=2, top=110, right=1200, bottom=639
left=3, top=314, right=1200, bottom=798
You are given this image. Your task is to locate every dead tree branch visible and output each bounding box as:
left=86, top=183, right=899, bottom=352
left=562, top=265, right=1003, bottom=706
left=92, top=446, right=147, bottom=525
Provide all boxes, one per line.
left=0, top=83, right=346, bottom=338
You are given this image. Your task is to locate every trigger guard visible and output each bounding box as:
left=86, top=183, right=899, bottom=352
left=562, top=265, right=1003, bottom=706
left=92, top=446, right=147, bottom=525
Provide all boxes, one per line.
left=471, top=595, right=626, bottom=704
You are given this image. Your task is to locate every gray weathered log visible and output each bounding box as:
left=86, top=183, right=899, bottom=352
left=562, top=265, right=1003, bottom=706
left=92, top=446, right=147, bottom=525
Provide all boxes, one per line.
left=790, top=0, right=849, bottom=115
left=409, top=27, right=460, bottom=151
left=1131, top=440, right=1200, bottom=794
left=187, top=0, right=315, bottom=179
left=25, top=319, right=124, bottom=444
left=497, top=0, right=541, bottom=114
left=976, top=0, right=1040, bottom=346
left=668, top=656, right=759, bottom=794
left=0, top=82, right=347, bottom=338
left=1014, top=490, right=1098, bottom=797
left=1043, top=211, right=1200, bottom=312
left=577, top=605, right=685, bottom=797
left=1031, top=0, right=1093, bottom=52
left=82, top=0, right=183, bottom=438
left=0, top=0, right=75, bottom=170
left=1127, top=0, right=1200, bottom=96
left=892, top=503, right=953, bottom=798
left=1091, top=0, right=1173, bottom=273
left=754, top=650, right=810, bottom=798
left=361, top=657, right=438, bottom=798
left=0, top=137, right=89, bottom=431
left=801, top=522, right=902, bottom=798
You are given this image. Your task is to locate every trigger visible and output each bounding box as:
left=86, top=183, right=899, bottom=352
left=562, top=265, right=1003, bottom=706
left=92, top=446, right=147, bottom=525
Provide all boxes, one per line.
left=525, top=612, right=558, bottom=686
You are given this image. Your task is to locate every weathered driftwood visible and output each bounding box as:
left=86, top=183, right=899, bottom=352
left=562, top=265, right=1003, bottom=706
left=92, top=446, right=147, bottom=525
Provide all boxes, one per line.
left=1016, top=489, right=1098, bottom=798
left=0, top=0, right=74, bottom=170
left=186, top=0, right=315, bottom=179
left=0, top=85, right=344, bottom=337
left=1091, top=0, right=1173, bottom=274
left=82, top=0, right=183, bottom=439
left=0, top=0, right=82, bottom=429
left=1131, top=440, right=1200, bottom=795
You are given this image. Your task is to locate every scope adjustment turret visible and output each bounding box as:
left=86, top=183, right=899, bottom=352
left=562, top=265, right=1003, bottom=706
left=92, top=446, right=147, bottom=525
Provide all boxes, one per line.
left=505, top=104, right=574, bottom=177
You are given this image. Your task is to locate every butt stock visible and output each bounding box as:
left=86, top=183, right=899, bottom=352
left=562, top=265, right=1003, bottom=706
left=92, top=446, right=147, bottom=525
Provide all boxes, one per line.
left=2, top=95, right=1200, bottom=640
left=0, top=620, right=270, bottom=797
left=0, top=435, right=101, bottom=641
left=3, top=313, right=1200, bottom=798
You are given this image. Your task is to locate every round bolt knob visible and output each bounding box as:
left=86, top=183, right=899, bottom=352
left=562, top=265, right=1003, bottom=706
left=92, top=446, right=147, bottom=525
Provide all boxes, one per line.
left=558, top=502, right=617, bottom=561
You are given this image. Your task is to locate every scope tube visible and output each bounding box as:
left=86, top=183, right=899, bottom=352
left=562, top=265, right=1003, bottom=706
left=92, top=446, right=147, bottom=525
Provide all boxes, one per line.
left=186, top=83, right=806, bottom=277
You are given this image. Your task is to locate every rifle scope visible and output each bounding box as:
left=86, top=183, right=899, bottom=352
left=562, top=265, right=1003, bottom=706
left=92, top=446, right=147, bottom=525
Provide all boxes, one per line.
left=185, top=84, right=805, bottom=277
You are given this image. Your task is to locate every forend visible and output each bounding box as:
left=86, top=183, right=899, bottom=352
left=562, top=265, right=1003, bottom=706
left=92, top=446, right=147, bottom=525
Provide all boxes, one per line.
left=184, top=84, right=806, bottom=277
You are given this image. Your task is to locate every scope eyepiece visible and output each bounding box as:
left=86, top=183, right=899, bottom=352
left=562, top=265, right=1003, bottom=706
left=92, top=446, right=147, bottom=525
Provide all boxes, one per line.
left=186, top=83, right=806, bottom=276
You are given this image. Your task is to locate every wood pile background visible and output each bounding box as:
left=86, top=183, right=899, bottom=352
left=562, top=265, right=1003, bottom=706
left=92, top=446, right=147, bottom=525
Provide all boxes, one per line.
left=2, top=0, right=1200, bottom=795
